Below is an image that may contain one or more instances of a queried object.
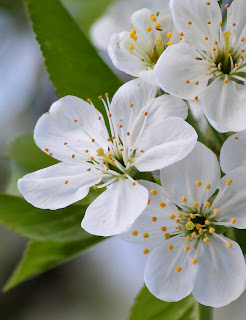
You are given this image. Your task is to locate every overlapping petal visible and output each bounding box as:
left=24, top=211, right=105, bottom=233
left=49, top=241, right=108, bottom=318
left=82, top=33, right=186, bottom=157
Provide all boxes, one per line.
left=81, top=179, right=149, bottom=236
left=155, top=43, right=209, bottom=100
left=227, top=0, right=246, bottom=45
left=160, top=142, right=220, bottom=207
left=34, top=96, right=109, bottom=163
left=220, top=131, right=246, bottom=173
left=18, top=163, right=102, bottom=210
left=193, top=236, right=246, bottom=307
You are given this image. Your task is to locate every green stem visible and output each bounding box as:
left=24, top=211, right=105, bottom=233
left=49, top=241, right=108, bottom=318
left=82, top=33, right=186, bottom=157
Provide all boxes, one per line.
left=185, top=102, right=207, bottom=145
left=199, top=304, right=213, bottom=320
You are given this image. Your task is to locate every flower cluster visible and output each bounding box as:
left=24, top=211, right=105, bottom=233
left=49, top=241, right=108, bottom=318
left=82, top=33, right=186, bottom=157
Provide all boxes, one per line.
left=19, top=0, right=246, bottom=309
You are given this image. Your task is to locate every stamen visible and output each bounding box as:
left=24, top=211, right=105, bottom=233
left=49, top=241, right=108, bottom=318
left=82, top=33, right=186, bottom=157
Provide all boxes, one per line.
left=160, top=202, right=166, bottom=207
left=143, top=248, right=149, bottom=254
left=168, top=245, right=174, bottom=251
left=132, top=231, right=138, bottom=236
left=176, top=266, right=182, bottom=272
left=150, top=189, right=158, bottom=195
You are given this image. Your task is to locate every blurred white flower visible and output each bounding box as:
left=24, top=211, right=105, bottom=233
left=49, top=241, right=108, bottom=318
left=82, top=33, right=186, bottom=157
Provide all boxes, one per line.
left=108, top=8, right=180, bottom=86
left=90, top=0, right=170, bottom=52
left=18, top=79, right=197, bottom=237
left=122, top=142, right=246, bottom=307
left=155, top=0, right=246, bottom=133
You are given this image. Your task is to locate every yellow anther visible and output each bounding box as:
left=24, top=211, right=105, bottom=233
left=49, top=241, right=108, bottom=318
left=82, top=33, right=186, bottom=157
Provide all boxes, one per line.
left=65, top=180, right=68, bottom=184
left=227, top=242, right=232, bottom=248
left=226, top=179, right=232, bottom=185
left=133, top=35, right=137, bottom=41
left=191, top=232, right=197, bottom=237
left=186, top=221, right=194, bottom=231
left=235, top=136, right=239, bottom=140
left=205, top=202, right=211, bottom=208
left=205, top=36, right=208, bottom=40
left=231, top=218, right=236, bottom=224
left=207, top=2, right=210, bottom=5
left=167, top=32, right=172, bottom=39
left=176, top=266, right=182, bottom=272
left=146, top=26, right=152, bottom=32
left=225, top=4, right=229, bottom=8
left=129, top=33, right=134, bottom=38
left=131, top=29, right=136, bottom=35
left=209, top=227, right=215, bottom=234
left=152, top=217, right=157, bottom=222
left=196, top=224, right=202, bottom=230
left=129, top=44, right=134, bottom=50
left=148, top=199, right=150, bottom=204
left=132, top=231, right=138, bottom=236
left=199, top=229, right=204, bottom=235
left=143, top=233, right=149, bottom=238
left=182, top=196, right=187, bottom=203
left=224, top=79, right=228, bottom=83
left=232, top=22, right=236, bottom=27
left=155, top=23, right=161, bottom=29
left=176, top=219, right=180, bottom=223
left=155, top=38, right=163, bottom=46
left=178, top=213, right=183, bottom=218
left=132, top=182, right=136, bottom=186
left=190, top=213, right=196, bottom=219
left=149, top=14, right=156, bottom=22
left=213, top=208, right=219, bottom=214
left=195, top=81, right=199, bottom=85
left=150, top=189, right=158, bottom=195
left=177, top=226, right=182, bottom=231
left=168, top=244, right=174, bottom=251
left=167, top=41, right=172, bottom=46
left=184, top=246, right=190, bottom=251
left=44, top=148, right=49, bottom=152
left=160, top=202, right=166, bottom=207
left=203, top=237, right=210, bottom=243
left=207, top=21, right=211, bottom=25
left=185, top=236, right=191, bottom=242
left=180, top=32, right=184, bottom=36
left=186, top=80, right=190, bottom=83
left=93, top=185, right=97, bottom=190
left=195, top=96, right=198, bottom=100
left=193, top=202, right=198, bottom=208
left=205, top=220, right=210, bottom=225
left=165, top=233, right=170, bottom=239
left=192, top=259, right=197, bottom=264
left=170, top=214, right=176, bottom=219
left=228, top=53, right=232, bottom=57
left=161, top=226, right=167, bottom=232
left=143, top=248, right=149, bottom=254
left=205, top=184, right=211, bottom=189
left=188, top=21, right=192, bottom=25
left=214, top=41, right=218, bottom=45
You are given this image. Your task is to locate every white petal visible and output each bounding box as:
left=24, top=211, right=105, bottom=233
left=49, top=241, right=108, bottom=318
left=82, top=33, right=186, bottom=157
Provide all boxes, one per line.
left=193, top=235, right=246, bottom=307
left=108, top=31, right=147, bottom=77
left=134, top=117, right=197, bottom=172
left=18, top=163, right=102, bottom=210
left=145, top=236, right=198, bottom=302
left=160, top=142, right=220, bottom=207
left=170, top=0, right=221, bottom=50
left=155, top=43, right=209, bottom=100
left=81, top=179, right=148, bottom=236
left=34, top=96, right=109, bottom=163
left=200, top=79, right=246, bottom=133
left=121, top=181, right=178, bottom=245
left=139, top=70, right=159, bottom=87
left=220, top=131, right=246, bottom=173
left=212, top=168, right=246, bottom=229
left=227, top=0, right=246, bottom=45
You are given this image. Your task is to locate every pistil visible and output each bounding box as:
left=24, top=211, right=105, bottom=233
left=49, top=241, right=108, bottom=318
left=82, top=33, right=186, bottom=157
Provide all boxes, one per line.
left=223, top=31, right=232, bottom=70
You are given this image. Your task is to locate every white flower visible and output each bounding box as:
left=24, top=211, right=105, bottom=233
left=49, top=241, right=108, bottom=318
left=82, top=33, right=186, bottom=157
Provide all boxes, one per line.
left=122, top=142, right=246, bottom=307
left=90, top=0, right=170, bottom=52
left=108, top=8, right=180, bottom=86
left=155, top=0, right=246, bottom=133
left=220, top=130, right=246, bottom=173
left=18, top=79, right=197, bottom=237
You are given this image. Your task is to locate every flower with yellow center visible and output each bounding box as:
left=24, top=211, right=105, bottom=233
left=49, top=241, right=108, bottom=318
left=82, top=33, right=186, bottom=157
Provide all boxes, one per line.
left=155, top=0, right=246, bottom=133
left=122, top=142, right=246, bottom=307
left=18, top=78, right=197, bottom=237
left=108, top=8, right=180, bottom=86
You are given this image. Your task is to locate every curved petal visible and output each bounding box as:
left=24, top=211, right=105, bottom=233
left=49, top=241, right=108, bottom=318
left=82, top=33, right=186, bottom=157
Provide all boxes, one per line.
left=81, top=179, right=148, bottom=236
left=145, top=236, right=199, bottom=302
left=193, top=235, right=246, bottom=307
left=220, top=131, right=246, bottom=173
left=18, top=163, right=102, bottom=210
left=34, top=96, right=109, bottom=163
left=170, top=0, right=221, bottom=50
left=211, top=168, right=246, bottom=229
left=160, top=142, right=220, bottom=207
left=139, top=69, right=159, bottom=87
left=108, top=31, right=147, bottom=77
left=227, top=0, right=246, bottom=45
left=134, top=117, right=197, bottom=172
left=155, top=43, right=209, bottom=100
left=200, top=79, right=246, bottom=133
left=121, top=181, right=178, bottom=246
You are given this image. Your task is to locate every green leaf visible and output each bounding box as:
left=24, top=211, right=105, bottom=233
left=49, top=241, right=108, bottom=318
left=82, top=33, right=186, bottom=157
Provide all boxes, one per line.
left=8, top=133, right=58, bottom=172
left=25, top=0, right=121, bottom=117
left=4, top=237, right=104, bottom=291
left=0, top=194, right=102, bottom=242
left=129, top=286, right=199, bottom=320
